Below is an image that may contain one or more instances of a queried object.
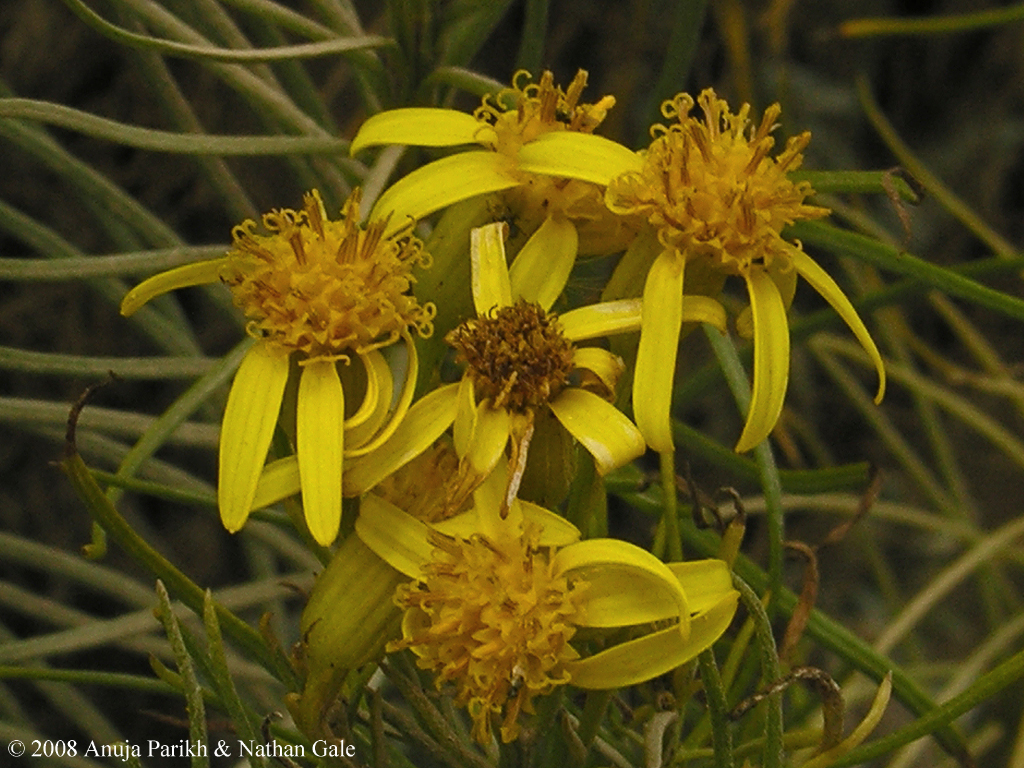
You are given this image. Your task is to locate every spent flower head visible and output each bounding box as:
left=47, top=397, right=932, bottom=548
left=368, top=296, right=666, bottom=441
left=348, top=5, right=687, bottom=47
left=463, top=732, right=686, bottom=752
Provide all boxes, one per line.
left=120, top=189, right=434, bottom=545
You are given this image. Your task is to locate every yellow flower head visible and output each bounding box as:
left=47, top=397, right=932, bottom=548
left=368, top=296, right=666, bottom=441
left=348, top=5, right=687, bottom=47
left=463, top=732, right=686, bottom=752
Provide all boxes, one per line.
left=391, top=524, right=586, bottom=743
left=517, top=89, right=885, bottom=454
left=607, top=88, right=830, bottom=274
left=350, top=70, right=640, bottom=255
left=224, top=189, right=435, bottom=359
left=355, top=470, right=739, bottom=747
left=120, top=189, right=436, bottom=546
left=602, top=91, right=885, bottom=453
left=475, top=69, right=615, bottom=156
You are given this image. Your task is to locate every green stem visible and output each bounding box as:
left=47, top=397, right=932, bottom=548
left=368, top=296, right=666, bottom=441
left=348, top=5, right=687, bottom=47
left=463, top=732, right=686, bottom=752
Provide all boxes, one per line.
left=733, top=576, right=784, bottom=768
left=698, top=648, right=734, bottom=768
left=791, top=220, right=1024, bottom=323
left=661, top=449, right=683, bottom=562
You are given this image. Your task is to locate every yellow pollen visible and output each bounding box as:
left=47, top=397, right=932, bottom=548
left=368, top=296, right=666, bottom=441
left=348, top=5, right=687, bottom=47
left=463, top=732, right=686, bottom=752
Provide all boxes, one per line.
left=445, top=300, right=575, bottom=412
left=607, top=88, right=830, bottom=275
left=221, top=189, right=435, bottom=360
left=390, top=526, right=586, bottom=744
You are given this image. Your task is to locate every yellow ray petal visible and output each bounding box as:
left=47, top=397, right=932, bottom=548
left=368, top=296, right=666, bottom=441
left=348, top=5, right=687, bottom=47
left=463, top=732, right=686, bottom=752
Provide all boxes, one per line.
left=297, top=360, right=345, bottom=546
left=518, top=500, right=582, bottom=547
left=350, top=108, right=489, bottom=155
left=579, top=558, right=737, bottom=627
left=252, top=455, right=299, bottom=510
left=120, top=257, right=227, bottom=316
left=548, top=388, right=645, bottom=474
left=346, top=335, right=419, bottom=456
left=516, top=131, right=643, bottom=186
left=667, top=560, right=738, bottom=615
left=559, top=298, right=642, bottom=341
left=680, top=294, right=729, bottom=332
left=790, top=248, right=886, bottom=403
left=343, top=348, right=386, bottom=430
left=452, top=375, right=477, bottom=459
left=218, top=343, right=290, bottom=532
left=343, top=382, right=460, bottom=495
left=572, top=347, right=625, bottom=393
left=508, top=214, right=578, bottom=310
left=633, top=250, right=685, bottom=453
left=355, top=494, right=434, bottom=578
left=565, top=591, right=738, bottom=689
left=574, top=566, right=692, bottom=628
left=554, top=539, right=690, bottom=629
left=470, top=222, right=514, bottom=315
left=372, top=152, right=520, bottom=236
left=467, top=400, right=512, bottom=475
left=735, top=267, right=790, bottom=453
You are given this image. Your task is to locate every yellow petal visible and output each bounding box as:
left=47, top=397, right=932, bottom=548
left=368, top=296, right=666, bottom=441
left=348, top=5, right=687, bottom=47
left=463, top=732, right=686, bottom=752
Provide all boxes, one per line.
left=372, top=152, right=520, bottom=236
left=346, top=335, right=419, bottom=456
left=355, top=494, right=433, bottom=578
left=297, top=360, right=345, bottom=546
left=470, top=222, right=514, bottom=315
left=559, top=298, right=642, bottom=341
left=343, top=382, right=460, bottom=495
left=667, top=559, right=738, bottom=615
left=548, top=388, right=645, bottom=474
left=575, top=566, right=691, bottom=628
left=518, top=500, right=582, bottom=547
left=580, top=558, right=736, bottom=627
left=572, top=347, right=625, bottom=393
left=790, top=248, right=887, bottom=403
left=343, top=348, right=387, bottom=431
left=120, top=257, right=227, bottom=316
left=218, top=343, right=290, bottom=532
left=350, top=108, right=489, bottom=155
left=735, top=267, right=789, bottom=453
left=467, top=401, right=512, bottom=475
left=554, top=539, right=689, bottom=629
left=680, top=294, right=728, bottom=333
left=633, top=250, right=685, bottom=453
left=452, top=375, right=477, bottom=459
left=508, top=214, right=578, bottom=311
left=516, top=131, right=643, bottom=186
left=252, top=455, right=300, bottom=510
left=566, top=590, right=738, bottom=689
left=799, top=673, right=893, bottom=768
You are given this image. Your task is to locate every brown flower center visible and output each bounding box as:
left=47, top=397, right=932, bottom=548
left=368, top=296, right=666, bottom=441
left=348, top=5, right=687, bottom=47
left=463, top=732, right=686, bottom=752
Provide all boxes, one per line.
left=446, top=300, right=575, bottom=412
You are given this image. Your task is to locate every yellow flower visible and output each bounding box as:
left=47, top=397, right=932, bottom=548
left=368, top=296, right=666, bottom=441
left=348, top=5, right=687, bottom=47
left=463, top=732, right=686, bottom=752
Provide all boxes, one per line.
left=349, top=69, right=641, bottom=257
left=120, top=189, right=434, bottom=545
left=355, top=468, right=739, bottom=744
left=514, top=88, right=887, bottom=453
left=424, top=221, right=726, bottom=509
